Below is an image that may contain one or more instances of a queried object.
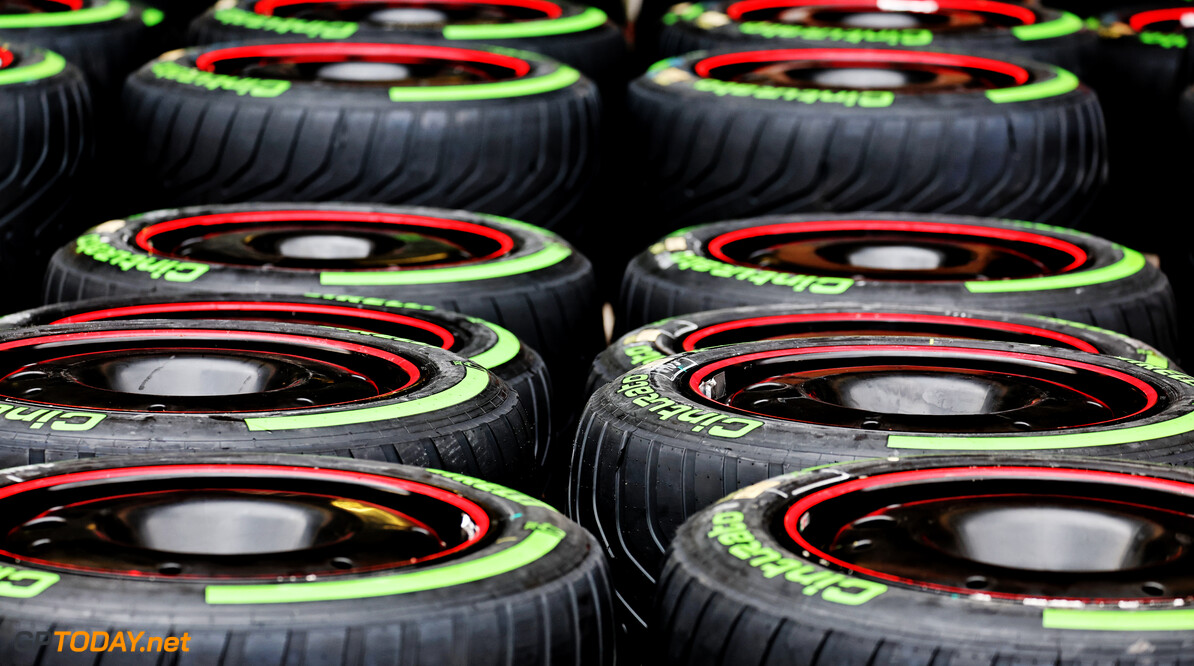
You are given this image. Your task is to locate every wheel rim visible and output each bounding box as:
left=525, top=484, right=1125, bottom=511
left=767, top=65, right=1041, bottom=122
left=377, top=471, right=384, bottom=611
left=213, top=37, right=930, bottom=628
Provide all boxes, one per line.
left=0, top=464, right=490, bottom=579
left=780, top=466, right=1194, bottom=602
left=1128, top=8, right=1194, bottom=32
left=705, top=220, right=1086, bottom=281
left=51, top=301, right=459, bottom=351
left=0, top=0, right=85, bottom=14
left=0, top=328, right=421, bottom=412
left=134, top=210, right=516, bottom=271
left=680, top=312, right=1102, bottom=353
left=725, top=0, right=1036, bottom=32
left=196, top=42, right=531, bottom=86
left=695, top=49, right=1029, bottom=92
left=254, top=0, right=563, bottom=25
left=686, top=344, right=1159, bottom=432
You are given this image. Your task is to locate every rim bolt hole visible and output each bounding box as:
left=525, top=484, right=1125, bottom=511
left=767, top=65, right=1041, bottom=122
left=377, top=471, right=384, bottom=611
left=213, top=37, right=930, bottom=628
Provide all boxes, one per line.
left=158, top=563, right=182, bottom=576
left=850, top=515, right=897, bottom=530
left=350, top=375, right=368, bottom=382
left=849, top=539, right=874, bottom=552
left=1177, top=533, right=1193, bottom=546
left=148, top=404, right=166, bottom=412
left=29, top=538, right=51, bottom=549
left=22, top=387, right=41, bottom=395
left=1142, top=582, right=1165, bottom=596
left=296, top=397, right=314, bottom=405
left=964, top=576, right=989, bottom=590
left=861, top=419, right=881, bottom=430
left=1012, top=421, right=1031, bottom=430
left=331, top=557, right=354, bottom=570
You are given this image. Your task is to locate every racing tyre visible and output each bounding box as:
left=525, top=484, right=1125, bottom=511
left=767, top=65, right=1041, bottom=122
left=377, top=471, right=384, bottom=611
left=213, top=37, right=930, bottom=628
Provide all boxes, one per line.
left=658, top=455, right=1194, bottom=664
left=0, top=292, right=554, bottom=474
left=121, top=41, right=600, bottom=230
left=0, top=320, right=538, bottom=488
left=0, top=42, right=93, bottom=311
left=571, top=336, right=1194, bottom=631
left=42, top=203, right=603, bottom=385
left=0, top=454, right=613, bottom=666
left=590, top=302, right=1173, bottom=394
left=619, top=213, right=1179, bottom=357
left=655, top=0, right=1093, bottom=77
left=627, top=47, right=1105, bottom=230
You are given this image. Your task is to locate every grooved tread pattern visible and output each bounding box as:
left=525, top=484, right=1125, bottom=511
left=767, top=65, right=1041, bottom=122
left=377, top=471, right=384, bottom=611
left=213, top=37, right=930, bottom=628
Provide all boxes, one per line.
left=0, top=63, right=93, bottom=311
left=626, top=80, right=1107, bottom=232
left=120, top=73, right=601, bottom=231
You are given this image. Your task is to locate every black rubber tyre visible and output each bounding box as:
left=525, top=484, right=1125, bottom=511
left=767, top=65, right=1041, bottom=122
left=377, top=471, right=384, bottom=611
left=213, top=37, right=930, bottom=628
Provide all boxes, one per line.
left=626, top=47, right=1106, bottom=231
left=590, top=302, right=1174, bottom=394
left=0, top=42, right=93, bottom=312
left=188, top=0, right=627, bottom=89
left=42, top=203, right=603, bottom=386
left=0, top=0, right=167, bottom=96
left=0, top=319, right=538, bottom=488
left=655, top=0, right=1094, bottom=77
left=120, top=41, right=600, bottom=230
left=1081, top=7, right=1194, bottom=252
left=571, top=336, right=1194, bottom=631
left=0, top=454, right=614, bottom=666
left=619, top=213, right=1179, bottom=358
left=658, top=454, right=1194, bottom=664
left=0, top=292, right=554, bottom=475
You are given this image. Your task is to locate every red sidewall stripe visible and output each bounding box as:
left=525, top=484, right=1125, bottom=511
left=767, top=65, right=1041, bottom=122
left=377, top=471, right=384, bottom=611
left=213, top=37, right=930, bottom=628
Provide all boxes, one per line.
left=194, top=42, right=532, bottom=77
left=693, top=49, right=1031, bottom=84
left=724, top=0, right=1037, bottom=24
left=1129, top=8, right=1194, bottom=32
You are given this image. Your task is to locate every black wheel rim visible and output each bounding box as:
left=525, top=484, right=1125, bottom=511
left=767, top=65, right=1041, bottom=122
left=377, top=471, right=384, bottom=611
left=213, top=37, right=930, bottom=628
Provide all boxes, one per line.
left=685, top=344, right=1159, bottom=433
left=196, top=42, right=531, bottom=86
left=256, top=0, right=561, bottom=26
left=134, top=210, right=516, bottom=271
left=725, top=0, right=1036, bottom=31
left=0, top=328, right=422, bottom=413
left=705, top=220, right=1086, bottom=281
left=0, top=464, right=491, bottom=579
left=695, top=49, right=1030, bottom=93
left=780, top=466, right=1194, bottom=602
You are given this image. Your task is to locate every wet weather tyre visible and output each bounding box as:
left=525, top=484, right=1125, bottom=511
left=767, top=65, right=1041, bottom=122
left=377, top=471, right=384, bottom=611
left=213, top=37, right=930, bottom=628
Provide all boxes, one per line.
left=655, top=1, right=1094, bottom=76
left=656, top=455, right=1194, bottom=664
left=0, top=320, right=539, bottom=488
left=0, top=292, right=554, bottom=474
left=121, top=41, right=600, bottom=231
left=0, top=0, right=166, bottom=95
left=570, top=337, right=1194, bottom=631
left=0, top=454, right=614, bottom=666
left=619, top=213, right=1179, bottom=357
left=188, top=0, right=627, bottom=88
left=627, top=47, right=1106, bottom=230
left=589, top=302, right=1174, bottom=394
left=42, top=203, right=603, bottom=385
left=0, top=43, right=92, bottom=311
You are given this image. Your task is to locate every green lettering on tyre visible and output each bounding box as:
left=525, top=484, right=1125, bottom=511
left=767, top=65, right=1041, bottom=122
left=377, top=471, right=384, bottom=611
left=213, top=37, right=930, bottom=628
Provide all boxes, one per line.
left=243, top=365, right=490, bottom=431
left=205, top=521, right=563, bottom=604
left=0, top=566, right=58, bottom=598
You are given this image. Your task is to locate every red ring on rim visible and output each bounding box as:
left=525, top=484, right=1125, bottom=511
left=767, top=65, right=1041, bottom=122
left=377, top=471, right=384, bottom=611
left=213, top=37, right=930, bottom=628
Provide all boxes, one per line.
left=1129, top=8, right=1194, bottom=32
left=0, top=464, right=491, bottom=578
left=133, top=210, right=517, bottom=266
left=687, top=344, right=1160, bottom=421
left=194, top=42, right=533, bottom=77
left=705, top=220, right=1088, bottom=274
left=253, top=0, right=565, bottom=19
left=679, top=313, right=1101, bottom=353
left=693, top=49, right=1031, bottom=84
left=50, top=302, right=457, bottom=350
left=0, top=48, right=13, bottom=69
left=725, top=0, right=1037, bottom=24
left=781, top=465, right=1194, bottom=602
left=0, top=328, right=422, bottom=404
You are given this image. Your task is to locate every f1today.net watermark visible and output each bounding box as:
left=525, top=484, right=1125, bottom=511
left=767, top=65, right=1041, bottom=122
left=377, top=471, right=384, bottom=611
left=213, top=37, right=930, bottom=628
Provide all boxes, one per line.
left=13, top=630, right=191, bottom=654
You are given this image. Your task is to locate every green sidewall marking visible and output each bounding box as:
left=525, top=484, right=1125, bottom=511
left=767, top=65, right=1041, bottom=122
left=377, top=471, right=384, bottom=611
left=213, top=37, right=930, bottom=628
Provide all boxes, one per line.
left=244, top=366, right=489, bottom=431
left=444, top=7, right=606, bottom=39
left=1011, top=12, right=1082, bottom=41
left=888, top=410, right=1194, bottom=451
left=0, top=50, right=65, bottom=85
left=965, top=246, right=1144, bottom=293
left=1043, top=607, right=1194, bottom=631
left=388, top=66, right=579, bottom=101
left=0, top=0, right=129, bottom=27
left=986, top=66, right=1079, bottom=104
left=468, top=320, right=521, bottom=369
left=205, top=525, right=563, bottom=604
left=320, top=242, right=570, bottom=285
